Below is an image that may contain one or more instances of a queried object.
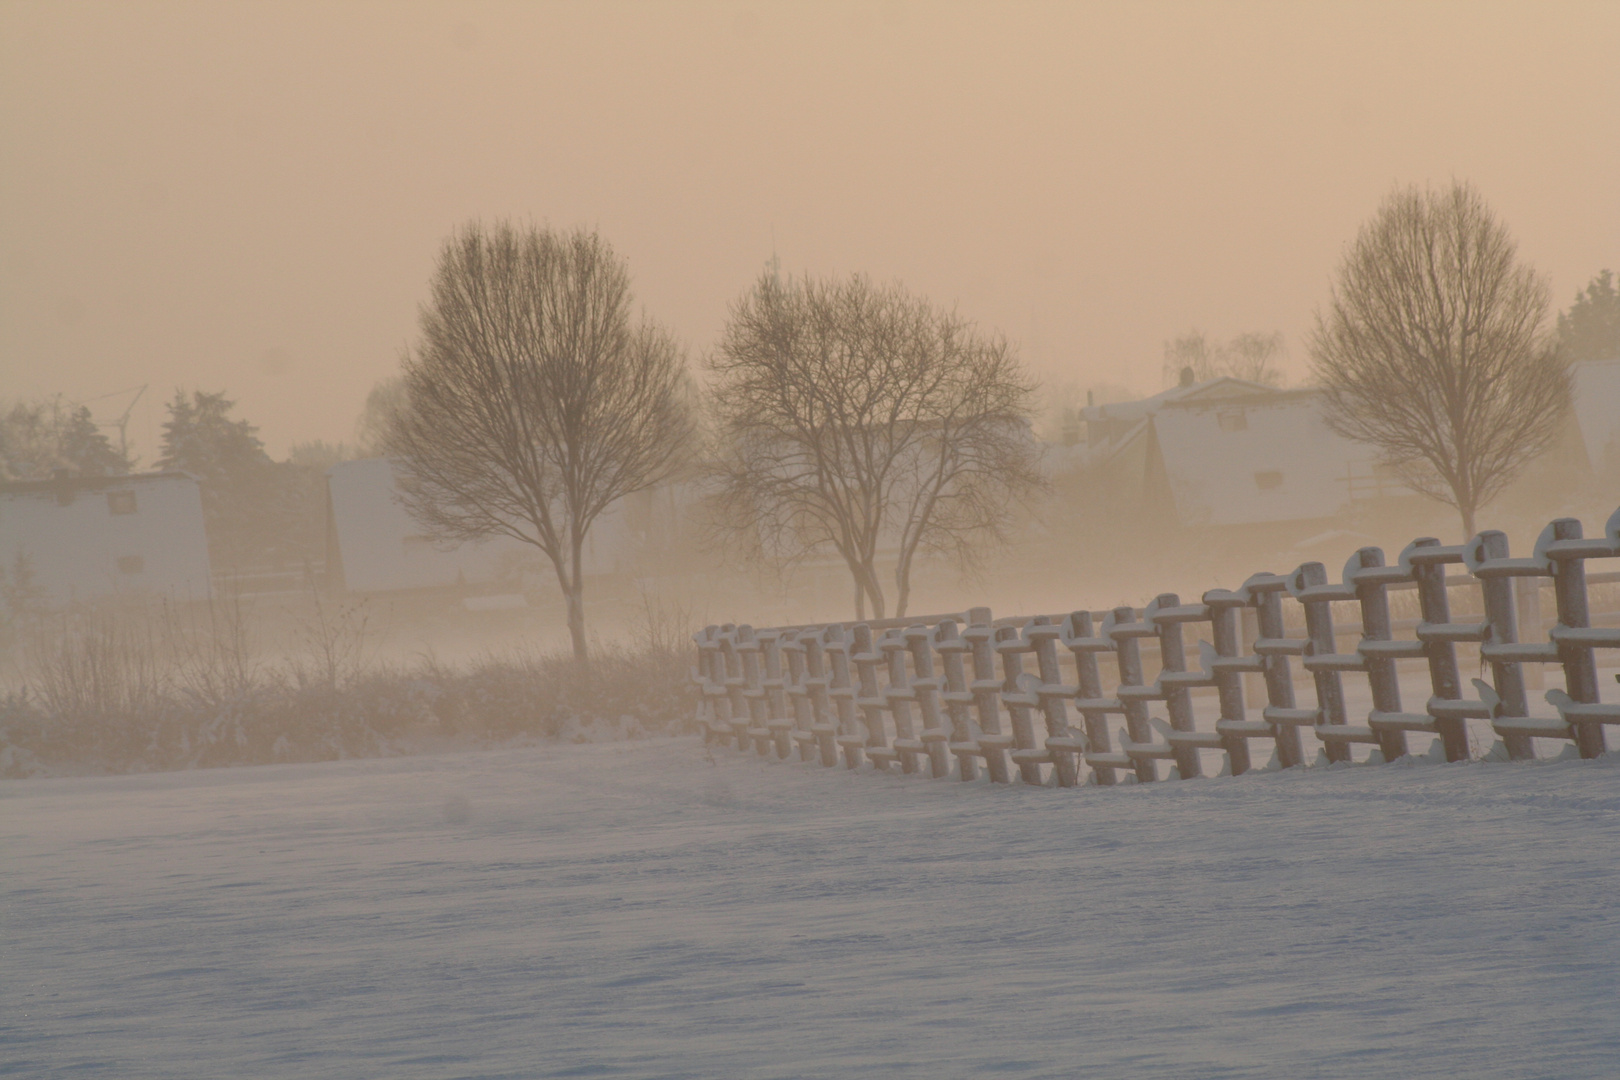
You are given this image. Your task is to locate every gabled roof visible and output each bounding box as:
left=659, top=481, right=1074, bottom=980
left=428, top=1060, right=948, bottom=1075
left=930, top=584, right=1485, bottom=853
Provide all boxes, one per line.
left=1077, top=376, right=1283, bottom=425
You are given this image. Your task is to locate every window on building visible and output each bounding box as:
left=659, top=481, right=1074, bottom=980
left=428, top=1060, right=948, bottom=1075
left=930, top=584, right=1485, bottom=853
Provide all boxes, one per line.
left=1217, top=410, right=1248, bottom=432
left=107, top=490, right=138, bottom=515
left=1253, top=470, right=1283, bottom=490
left=116, top=555, right=145, bottom=574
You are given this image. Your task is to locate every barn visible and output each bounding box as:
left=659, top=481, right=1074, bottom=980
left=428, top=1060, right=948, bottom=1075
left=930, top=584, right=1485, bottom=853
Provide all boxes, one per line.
left=0, top=471, right=212, bottom=606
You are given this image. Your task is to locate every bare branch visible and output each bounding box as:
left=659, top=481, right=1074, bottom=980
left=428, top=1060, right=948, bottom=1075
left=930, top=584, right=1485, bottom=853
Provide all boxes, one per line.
left=1307, top=182, right=1571, bottom=538
left=707, top=272, right=1044, bottom=619
left=385, top=223, right=694, bottom=661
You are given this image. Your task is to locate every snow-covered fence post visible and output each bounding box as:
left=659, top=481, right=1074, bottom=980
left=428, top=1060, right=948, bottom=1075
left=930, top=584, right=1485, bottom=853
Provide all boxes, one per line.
left=995, top=624, right=1047, bottom=785
left=1064, top=611, right=1126, bottom=786
left=799, top=629, right=843, bottom=767
left=963, top=622, right=1012, bottom=783
left=736, top=626, right=774, bottom=757
left=934, top=621, right=982, bottom=781
left=1399, top=538, right=1475, bottom=762
left=1541, top=513, right=1620, bottom=758
left=759, top=630, right=797, bottom=760
left=1104, top=606, right=1165, bottom=783
left=826, top=628, right=867, bottom=770
left=1144, top=594, right=1221, bottom=780
left=1027, top=619, right=1084, bottom=787
left=779, top=632, right=817, bottom=762
left=1467, top=532, right=1542, bottom=760
left=694, top=625, right=727, bottom=744
left=1345, top=548, right=1413, bottom=763
left=1247, top=574, right=1309, bottom=769
left=719, top=627, right=752, bottom=752
left=850, top=624, right=896, bottom=772
left=1202, top=588, right=1265, bottom=776
left=904, top=625, right=954, bottom=779
left=1290, top=563, right=1361, bottom=764
left=879, top=629, right=925, bottom=774
left=1239, top=604, right=1265, bottom=708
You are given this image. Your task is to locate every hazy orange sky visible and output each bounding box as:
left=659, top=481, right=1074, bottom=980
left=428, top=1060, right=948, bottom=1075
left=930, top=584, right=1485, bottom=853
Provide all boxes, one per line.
left=3, top=0, right=1617, bottom=460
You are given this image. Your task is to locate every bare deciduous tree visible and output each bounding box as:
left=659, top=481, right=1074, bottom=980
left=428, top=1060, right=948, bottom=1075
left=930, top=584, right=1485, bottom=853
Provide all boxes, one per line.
left=386, top=223, right=694, bottom=662
left=1161, top=330, right=1286, bottom=387
left=708, top=272, right=1043, bottom=619
left=1309, top=182, right=1571, bottom=538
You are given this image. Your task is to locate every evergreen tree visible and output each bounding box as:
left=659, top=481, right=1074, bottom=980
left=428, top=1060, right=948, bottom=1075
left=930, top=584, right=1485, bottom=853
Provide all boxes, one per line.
left=57, top=405, right=131, bottom=476
left=156, top=390, right=272, bottom=485
left=157, top=391, right=287, bottom=570
left=0, top=400, right=131, bottom=481
left=1557, top=269, right=1619, bottom=365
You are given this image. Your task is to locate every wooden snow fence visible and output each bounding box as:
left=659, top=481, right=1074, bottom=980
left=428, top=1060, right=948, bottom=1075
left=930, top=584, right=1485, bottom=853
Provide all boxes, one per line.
left=690, top=508, right=1620, bottom=785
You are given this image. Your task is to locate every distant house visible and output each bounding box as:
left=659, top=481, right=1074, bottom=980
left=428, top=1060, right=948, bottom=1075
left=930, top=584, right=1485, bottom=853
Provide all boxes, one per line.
left=1066, top=377, right=1408, bottom=528
left=325, top=458, right=534, bottom=594
left=324, top=458, right=691, bottom=595
left=0, top=471, right=212, bottom=606
left=1571, top=358, right=1620, bottom=472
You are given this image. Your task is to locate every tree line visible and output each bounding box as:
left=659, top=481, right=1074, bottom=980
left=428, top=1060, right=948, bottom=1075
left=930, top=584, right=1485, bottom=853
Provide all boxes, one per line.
left=7, top=181, right=1615, bottom=661
left=0, top=389, right=343, bottom=574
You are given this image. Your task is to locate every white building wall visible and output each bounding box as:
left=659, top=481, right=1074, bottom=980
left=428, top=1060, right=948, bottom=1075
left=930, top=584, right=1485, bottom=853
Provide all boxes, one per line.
left=0, top=472, right=212, bottom=606
left=326, top=459, right=659, bottom=593
left=1152, top=397, right=1398, bottom=526
left=1571, top=359, right=1620, bottom=470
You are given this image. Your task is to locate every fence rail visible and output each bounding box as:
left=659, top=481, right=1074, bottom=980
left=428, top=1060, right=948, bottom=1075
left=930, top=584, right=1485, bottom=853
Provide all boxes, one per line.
left=690, top=508, right=1620, bottom=785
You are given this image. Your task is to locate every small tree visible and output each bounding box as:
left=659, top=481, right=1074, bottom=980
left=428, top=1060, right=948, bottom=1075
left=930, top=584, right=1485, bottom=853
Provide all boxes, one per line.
left=709, top=272, right=1042, bottom=620
left=1308, top=181, right=1570, bottom=538
left=386, top=222, right=693, bottom=663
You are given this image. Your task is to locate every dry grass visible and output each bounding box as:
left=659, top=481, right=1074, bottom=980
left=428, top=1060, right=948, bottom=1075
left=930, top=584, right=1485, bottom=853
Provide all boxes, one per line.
left=0, top=594, right=698, bottom=778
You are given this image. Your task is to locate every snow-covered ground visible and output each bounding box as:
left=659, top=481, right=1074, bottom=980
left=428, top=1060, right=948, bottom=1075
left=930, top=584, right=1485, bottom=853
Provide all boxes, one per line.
left=3, top=739, right=1617, bottom=1079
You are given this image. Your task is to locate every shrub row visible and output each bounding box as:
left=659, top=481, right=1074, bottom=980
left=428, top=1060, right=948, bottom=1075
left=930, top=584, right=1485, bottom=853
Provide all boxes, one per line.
left=0, top=640, right=698, bottom=778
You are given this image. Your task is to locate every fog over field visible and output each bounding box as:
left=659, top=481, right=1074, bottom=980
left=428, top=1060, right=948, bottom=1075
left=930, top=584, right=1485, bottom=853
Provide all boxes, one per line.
left=3, top=4, right=1619, bottom=1078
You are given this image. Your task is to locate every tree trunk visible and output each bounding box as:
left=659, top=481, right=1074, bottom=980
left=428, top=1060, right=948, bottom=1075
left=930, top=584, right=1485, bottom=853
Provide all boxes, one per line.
left=1460, top=503, right=1477, bottom=542
left=567, top=536, right=588, bottom=665
left=862, top=559, right=887, bottom=620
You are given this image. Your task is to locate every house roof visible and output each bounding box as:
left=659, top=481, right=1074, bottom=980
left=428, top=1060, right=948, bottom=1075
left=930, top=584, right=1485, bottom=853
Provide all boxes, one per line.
left=0, top=470, right=199, bottom=496
left=1077, top=376, right=1284, bottom=426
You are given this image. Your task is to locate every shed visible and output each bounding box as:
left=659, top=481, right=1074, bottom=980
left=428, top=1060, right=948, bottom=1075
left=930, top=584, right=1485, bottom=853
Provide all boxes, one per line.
left=0, top=471, right=212, bottom=606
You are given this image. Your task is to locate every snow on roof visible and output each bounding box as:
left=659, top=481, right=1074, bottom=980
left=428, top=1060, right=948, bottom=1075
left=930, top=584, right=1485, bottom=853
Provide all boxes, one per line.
left=1077, top=376, right=1282, bottom=426
left=0, top=469, right=199, bottom=495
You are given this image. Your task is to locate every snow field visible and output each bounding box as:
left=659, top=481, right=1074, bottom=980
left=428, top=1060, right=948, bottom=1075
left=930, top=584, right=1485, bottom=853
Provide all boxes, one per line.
left=2, top=738, right=1617, bottom=1079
